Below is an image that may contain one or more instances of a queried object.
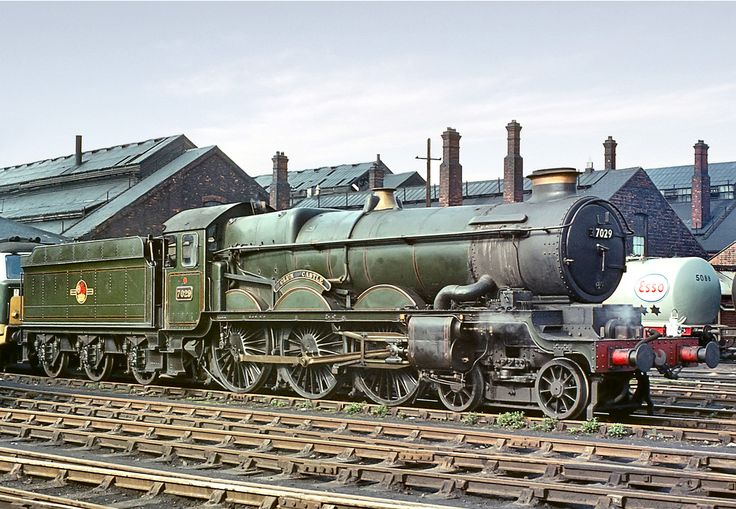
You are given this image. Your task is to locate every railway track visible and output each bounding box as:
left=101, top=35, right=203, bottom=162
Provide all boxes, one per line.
left=1, top=393, right=736, bottom=508
left=0, top=447, right=449, bottom=509
left=3, top=376, right=736, bottom=507
left=2, top=373, right=736, bottom=439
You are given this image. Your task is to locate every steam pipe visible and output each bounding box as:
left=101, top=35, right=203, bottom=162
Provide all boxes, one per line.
left=434, top=274, right=495, bottom=310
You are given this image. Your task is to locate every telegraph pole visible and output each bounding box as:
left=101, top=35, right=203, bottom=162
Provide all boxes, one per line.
left=415, top=138, right=441, bottom=208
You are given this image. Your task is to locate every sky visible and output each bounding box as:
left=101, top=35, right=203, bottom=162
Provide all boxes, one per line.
left=1, top=2, right=735, bottom=183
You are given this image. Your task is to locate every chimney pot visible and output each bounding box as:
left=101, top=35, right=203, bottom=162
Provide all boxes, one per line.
left=368, top=160, right=385, bottom=189
left=439, top=127, right=462, bottom=207
left=692, top=140, right=710, bottom=229
left=270, top=151, right=290, bottom=210
left=75, top=135, right=83, bottom=166
left=603, top=136, right=617, bottom=170
left=503, top=120, right=523, bottom=203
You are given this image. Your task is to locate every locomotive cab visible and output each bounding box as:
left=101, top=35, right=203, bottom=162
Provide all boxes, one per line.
left=161, top=202, right=270, bottom=330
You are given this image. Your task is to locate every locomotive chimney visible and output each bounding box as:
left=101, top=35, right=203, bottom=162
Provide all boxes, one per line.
left=603, top=136, right=617, bottom=170
left=75, top=135, right=83, bottom=166
left=368, top=154, right=385, bottom=189
left=692, top=140, right=710, bottom=229
left=439, top=127, right=462, bottom=207
left=527, top=168, right=578, bottom=202
left=503, top=120, right=523, bottom=203
left=270, top=151, right=290, bottom=211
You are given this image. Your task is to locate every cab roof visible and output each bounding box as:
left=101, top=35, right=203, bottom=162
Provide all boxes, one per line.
left=163, top=202, right=268, bottom=233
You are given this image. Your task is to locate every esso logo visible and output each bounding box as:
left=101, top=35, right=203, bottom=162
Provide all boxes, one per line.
left=635, top=274, right=669, bottom=302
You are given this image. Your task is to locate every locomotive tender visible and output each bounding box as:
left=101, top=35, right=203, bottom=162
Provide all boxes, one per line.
left=8, top=168, right=719, bottom=419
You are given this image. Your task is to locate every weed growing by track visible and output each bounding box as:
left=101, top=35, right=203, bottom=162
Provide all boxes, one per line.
left=606, top=422, right=629, bottom=438
left=371, top=404, right=389, bottom=417
left=345, top=402, right=367, bottom=414
left=530, top=417, right=558, bottom=432
left=496, top=411, right=526, bottom=429
left=461, top=412, right=481, bottom=425
left=570, top=417, right=601, bottom=434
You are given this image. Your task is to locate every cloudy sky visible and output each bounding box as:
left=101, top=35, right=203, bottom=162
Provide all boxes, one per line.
left=1, top=2, right=734, bottom=182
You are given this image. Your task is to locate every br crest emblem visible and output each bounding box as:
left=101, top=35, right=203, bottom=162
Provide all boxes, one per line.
left=70, top=279, right=94, bottom=304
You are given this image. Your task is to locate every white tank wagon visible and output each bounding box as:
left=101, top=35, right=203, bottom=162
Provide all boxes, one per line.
left=605, top=257, right=721, bottom=336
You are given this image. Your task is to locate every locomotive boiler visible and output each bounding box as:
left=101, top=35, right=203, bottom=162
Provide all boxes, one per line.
left=10, top=168, right=719, bottom=420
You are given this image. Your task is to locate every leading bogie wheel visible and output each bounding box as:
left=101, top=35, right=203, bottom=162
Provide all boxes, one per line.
left=437, top=366, right=485, bottom=412
left=534, top=358, right=590, bottom=420
left=210, top=324, right=272, bottom=393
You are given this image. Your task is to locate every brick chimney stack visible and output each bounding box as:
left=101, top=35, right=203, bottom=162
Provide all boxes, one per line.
left=692, top=140, right=711, bottom=229
left=368, top=154, right=385, bottom=189
left=75, top=135, right=83, bottom=166
left=270, top=151, right=290, bottom=211
left=503, top=120, right=523, bottom=203
left=603, top=136, right=617, bottom=170
left=439, top=127, right=462, bottom=207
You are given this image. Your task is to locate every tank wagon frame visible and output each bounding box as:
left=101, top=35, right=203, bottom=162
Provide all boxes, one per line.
left=9, top=169, right=720, bottom=420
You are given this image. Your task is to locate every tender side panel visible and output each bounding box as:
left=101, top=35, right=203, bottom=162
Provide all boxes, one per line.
left=21, top=237, right=155, bottom=328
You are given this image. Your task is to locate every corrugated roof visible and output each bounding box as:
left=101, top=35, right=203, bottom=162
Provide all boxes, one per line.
left=383, top=171, right=424, bottom=188
left=0, top=177, right=133, bottom=221
left=577, top=168, right=641, bottom=200
left=253, top=161, right=392, bottom=193
left=0, top=217, right=67, bottom=244
left=296, top=169, right=641, bottom=209
left=0, top=136, right=184, bottom=188
left=645, top=161, right=736, bottom=189
left=63, top=147, right=216, bottom=239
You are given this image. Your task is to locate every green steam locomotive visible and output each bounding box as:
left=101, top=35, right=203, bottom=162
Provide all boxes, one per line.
left=5, top=168, right=719, bottom=420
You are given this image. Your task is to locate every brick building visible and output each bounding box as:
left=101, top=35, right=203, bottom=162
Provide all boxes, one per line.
left=645, top=153, right=736, bottom=256
left=0, top=135, right=268, bottom=240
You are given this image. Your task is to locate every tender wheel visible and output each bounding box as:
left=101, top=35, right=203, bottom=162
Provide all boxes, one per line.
left=278, top=325, right=341, bottom=399
left=210, top=324, right=272, bottom=393
left=127, top=339, right=159, bottom=385
left=38, top=335, right=70, bottom=378
left=81, top=337, right=115, bottom=382
left=534, top=358, right=590, bottom=420
left=437, top=366, right=485, bottom=412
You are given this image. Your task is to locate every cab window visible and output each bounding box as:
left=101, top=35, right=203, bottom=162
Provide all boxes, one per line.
left=165, top=235, right=177, bottom=267
left=181, top=234, right=198, bottom=268
left=4, top=255, right=22, bottom=280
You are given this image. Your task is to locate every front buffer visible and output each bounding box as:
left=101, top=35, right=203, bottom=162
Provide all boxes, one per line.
left=592, top=333, right=720, bottom=417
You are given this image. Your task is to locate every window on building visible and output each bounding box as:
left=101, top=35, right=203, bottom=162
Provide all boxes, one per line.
left=711, top=185, right=735, bottom=200
left=630, top=213, right=648, bottom=257
left=632, top=236, right=645, bottom=256
left=663, top=188, right=691, bottom=202
left=181, top=234, right=198, bottom=268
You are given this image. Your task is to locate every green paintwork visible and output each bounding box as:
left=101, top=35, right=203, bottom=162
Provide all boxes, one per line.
left=163, top=203, right=256, bottom=234
left=165, top=271, right=203, bottom=326
left=21, top=237, right=157, bottom=327
left=224, top=289, right=264, bottom=311
left=224, top=206, right=480, bottom=303
left=0, top=282, right=14, bottom=324
left=274, top=287, right=330, bottom=311
left=353, top=285, right=422, bottom=310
